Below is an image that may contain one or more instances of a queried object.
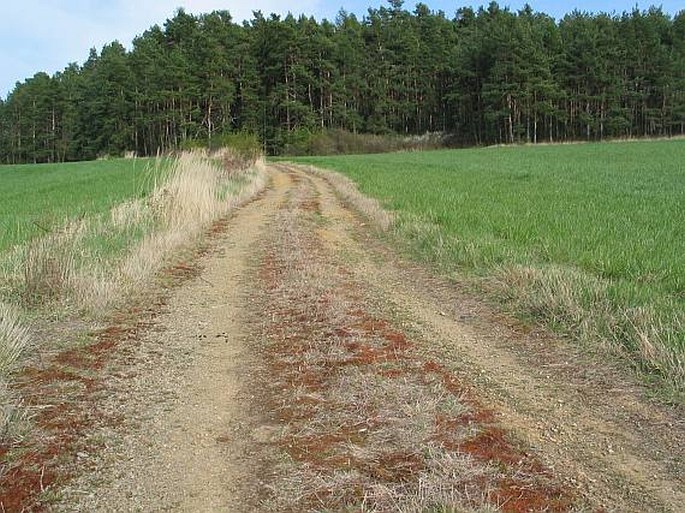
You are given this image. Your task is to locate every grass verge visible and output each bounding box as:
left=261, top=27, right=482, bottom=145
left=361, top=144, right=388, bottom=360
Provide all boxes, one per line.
left=290, top=140, right=685, bottom=398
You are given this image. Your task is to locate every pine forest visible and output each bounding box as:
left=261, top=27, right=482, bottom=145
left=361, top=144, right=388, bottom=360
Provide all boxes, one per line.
left=1, top=1, right=684, bottom=162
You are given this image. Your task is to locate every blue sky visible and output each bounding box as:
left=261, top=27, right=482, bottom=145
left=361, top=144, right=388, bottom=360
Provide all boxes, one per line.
left=1, top=1, right=682, bottom=99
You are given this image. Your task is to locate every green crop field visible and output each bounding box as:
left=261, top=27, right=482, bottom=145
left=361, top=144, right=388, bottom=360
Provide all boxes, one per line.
left=0, top=159, right=154, bottom=252
left=293, top=140, right=685, bottom=394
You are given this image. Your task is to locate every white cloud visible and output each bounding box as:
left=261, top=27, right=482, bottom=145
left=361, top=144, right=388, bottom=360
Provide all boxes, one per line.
left=0, top=0, right=327, bottom=98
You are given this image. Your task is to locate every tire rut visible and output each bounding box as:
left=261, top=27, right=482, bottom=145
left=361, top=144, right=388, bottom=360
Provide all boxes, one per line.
left=54, top=169, right=292, bottom=512
left=287, top=164, right=684, bottom=512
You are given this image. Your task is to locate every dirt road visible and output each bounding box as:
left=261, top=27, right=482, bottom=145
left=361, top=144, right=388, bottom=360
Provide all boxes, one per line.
left=6, top=164, right=683, bottom=512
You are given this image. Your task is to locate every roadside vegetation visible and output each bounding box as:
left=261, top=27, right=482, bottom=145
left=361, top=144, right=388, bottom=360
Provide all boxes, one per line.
left=0, top=149, right=266, bottom=441
left=292, top=139, right=685, bottom=397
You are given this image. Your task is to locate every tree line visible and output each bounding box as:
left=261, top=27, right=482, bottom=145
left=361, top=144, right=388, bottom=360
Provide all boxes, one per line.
left=1, top=1, right=684, bottom=163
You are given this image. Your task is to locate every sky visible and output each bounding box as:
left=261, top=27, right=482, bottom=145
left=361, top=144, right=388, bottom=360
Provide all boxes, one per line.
left=1, top=0, right=682, bottom=99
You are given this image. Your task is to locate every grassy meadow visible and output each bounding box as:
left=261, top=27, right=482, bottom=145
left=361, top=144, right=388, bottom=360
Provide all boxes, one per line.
left=0, top=159, right=157, bottom=252
left=293, top=140, right=685, bottom=395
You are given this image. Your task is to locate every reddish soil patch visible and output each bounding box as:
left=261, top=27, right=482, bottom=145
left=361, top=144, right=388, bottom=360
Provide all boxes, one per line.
left=0, top=460, right=58, bottom=512
left=0, top=215, right=238, bottom=512
left=460, top=427, right=525, bottom=466
left=164, top=261, right=201, bottom=281
left=492, top=477, right=574, bottom=513
left=365, top=451, right=426, bottom=483
left=377, top=368, right=405, bottom=378
left=254, top=215, right=578, bottom=512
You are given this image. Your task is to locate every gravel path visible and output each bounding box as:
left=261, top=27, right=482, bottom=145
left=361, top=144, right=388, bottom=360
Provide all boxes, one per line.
left=54, top=171, right=291, bottom=512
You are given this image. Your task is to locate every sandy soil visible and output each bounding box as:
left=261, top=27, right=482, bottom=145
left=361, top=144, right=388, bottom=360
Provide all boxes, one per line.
left=46, top=171, right=292, bottom=512
left=3, top=164, right=682, bottom=512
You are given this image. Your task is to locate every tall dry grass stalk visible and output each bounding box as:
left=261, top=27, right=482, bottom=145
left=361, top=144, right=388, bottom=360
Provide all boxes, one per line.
left=6, top=148, right=265, bottom=312
left=21, top=221, right=87, bottom=305
left=0, top=302, right=30, bottom=379
left=0, top=302, right=31, bottom=440
left=492, top=264, right=685, bottom=394
left=73, top=151, right=267, bottom=312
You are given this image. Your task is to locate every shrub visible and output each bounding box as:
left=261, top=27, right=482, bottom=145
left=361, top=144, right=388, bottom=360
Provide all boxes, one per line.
left=281, top=129, right=450, bottom=156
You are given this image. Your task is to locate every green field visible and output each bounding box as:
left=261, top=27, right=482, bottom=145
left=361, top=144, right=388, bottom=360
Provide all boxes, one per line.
left=293, top=140, right=685, bottom=394
left=0, top=159, right=154, bottom=252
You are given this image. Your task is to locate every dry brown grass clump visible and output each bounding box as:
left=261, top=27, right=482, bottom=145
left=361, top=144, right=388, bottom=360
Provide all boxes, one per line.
left=493, top=263, right=685, bottom=395
left=0, top=302, right=31, bottom=440
left=0, top=303, right=30, bottom=378
left=20, top=224, right=84, bottom=305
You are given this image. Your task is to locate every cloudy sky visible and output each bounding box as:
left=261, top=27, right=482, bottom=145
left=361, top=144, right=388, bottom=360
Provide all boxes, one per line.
left=1, top=0, right=682, bottom=99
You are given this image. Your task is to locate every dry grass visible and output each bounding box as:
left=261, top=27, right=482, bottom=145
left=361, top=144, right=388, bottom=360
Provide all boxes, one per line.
left=73, top=152, right=266, bottom=311
left=0, top=149, right=266, bottom=442
left=20, top=223, right=84, bottom=305
left=493, top=264, right=685, bottom=394
left=0, top=302, right=31, bottom=441
left=215, top=146, right=262, bottom=172
left=9, top=151, right=266, bottom=313
left=0, top=303, right=30, bottom=377
left=254, top=174, right=576, bottom=512
left=297, top=164, right=394, bottom=231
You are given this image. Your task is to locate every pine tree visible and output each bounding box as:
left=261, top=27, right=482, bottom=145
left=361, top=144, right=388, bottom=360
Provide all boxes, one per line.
left=1, top=3, right=684, bottom=162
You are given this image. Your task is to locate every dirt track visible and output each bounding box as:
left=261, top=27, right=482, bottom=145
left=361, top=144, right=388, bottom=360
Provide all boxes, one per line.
left=3, top=164, right=683, bottom=512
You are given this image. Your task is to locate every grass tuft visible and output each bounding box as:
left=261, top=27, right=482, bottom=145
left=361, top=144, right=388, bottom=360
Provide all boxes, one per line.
left=0, top=302, right=30, bottom=377
left=0, top=302, right=31, bottom=441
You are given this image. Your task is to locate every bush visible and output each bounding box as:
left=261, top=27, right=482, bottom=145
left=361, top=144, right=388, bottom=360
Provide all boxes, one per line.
left=180, top=138, right=207, bottom=151
left=211, top=132, right=262, bottom=170
left=210, top=132, right=261, bottom=158
left=281, top=129, right=450, bottom=156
